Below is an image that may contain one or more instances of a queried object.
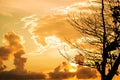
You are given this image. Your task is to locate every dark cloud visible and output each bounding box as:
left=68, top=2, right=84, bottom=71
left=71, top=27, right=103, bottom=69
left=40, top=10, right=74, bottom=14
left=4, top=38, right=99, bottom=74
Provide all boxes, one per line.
left=74, top=54, right=97, bottom=79
left=49, top=62, right=75, bottom=79
left=49, top=72, right=75, bottom=79
left=14, top=50, right=27, bottom=73
left=0, top=32, right=49, bottom=79
left=76, top=66, right=97, bottom=79
left=0, top=46, right=10, bottom=71
left=54, top=62, right=69, bottom=72
left=75, top=53, right=84, bottom=65
left=0, top=47, right=10, bottom=60
left=4, top=32, right=23, bottom=50
left=0, top=32, right=26, bottom=72
left=49, top=61, right=97, bottom=79
left=0, top=32, right=98, bottom=79
left=0, top=71, right=47, bottom=79
left=0, top=63, right=6, bottom=72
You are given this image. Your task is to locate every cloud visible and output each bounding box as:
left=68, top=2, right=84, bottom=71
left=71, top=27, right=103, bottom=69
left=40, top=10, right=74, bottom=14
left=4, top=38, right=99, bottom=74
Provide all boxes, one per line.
left=13, top=50, right=27, bottom=73
left=76, top=66, right=97, bottom=79
left=20, top=0, right=99, bottom=54
left=32, top=15, right=80, bottom=46
left=4, top=32, right=23, bottom=48
left=49, top=62, right=76, bottom=79
left=0, top=71, right=47, bottom=79
left=0, top=47, right=11, bottom=60
left=49, top=72, right=75, bottom=79
left=74, top=53, right=85, bottom=65
left=20, top=2, right=95, bottom=72
left=21, top=14, right=39, bottom=29
left=54, top=62, right=70, bottom=72
left=0, top=32, right=26, bottom=72
left=20, top=0, right=100, bottom=52
left=49, top=61, right=97, bottom=79
left=21, top=15, right=44, bottom=53
left=0, top=32, right=97, bottom=79
left=23, top=1, right=102, bottom=62
left=21, top=14, right=79, bottom=56
left=19, top=2, right=99, bottom=79
left=51, top=0, right=99, bottom=15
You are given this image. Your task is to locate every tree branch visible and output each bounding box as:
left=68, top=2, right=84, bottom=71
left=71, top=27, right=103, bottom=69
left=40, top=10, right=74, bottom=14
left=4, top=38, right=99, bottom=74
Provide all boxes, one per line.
left=106, top=53, right=120, bottom=79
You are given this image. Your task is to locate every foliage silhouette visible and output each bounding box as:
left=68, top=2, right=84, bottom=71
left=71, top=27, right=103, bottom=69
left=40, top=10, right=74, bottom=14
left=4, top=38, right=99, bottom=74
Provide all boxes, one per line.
left=68, top=0, right=120, bottom=80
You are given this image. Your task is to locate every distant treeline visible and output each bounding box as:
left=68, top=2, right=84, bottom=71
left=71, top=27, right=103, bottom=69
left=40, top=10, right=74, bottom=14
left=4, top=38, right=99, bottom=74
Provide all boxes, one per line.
left=0, top=71, right=46, bottom=79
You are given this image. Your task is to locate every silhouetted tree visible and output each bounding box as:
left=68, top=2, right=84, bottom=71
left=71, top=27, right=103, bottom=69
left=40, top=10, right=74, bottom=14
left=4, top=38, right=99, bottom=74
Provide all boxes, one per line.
left=68, top=0, right=120, bottom=80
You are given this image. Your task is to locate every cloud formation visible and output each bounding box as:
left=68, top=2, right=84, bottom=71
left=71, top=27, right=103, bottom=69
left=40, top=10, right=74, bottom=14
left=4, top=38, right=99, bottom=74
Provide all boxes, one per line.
left=76, top=66, right=97, bottom=79
left=0, top=32, right=26, bottom=72
left=0, top=31, right=99, bottom=79
left=49, top=61, right=97, bottom=79
left=13, top=50, right=27, bottom=73
left=20, top=0, right=99, bottom=53
left=32, top=15, right=80, bottom=46
left=19, top=1, right=99, bottom=79
left=49, top=62, right=76, bottom=79
left=74, top=53, right=85, bottom=65
left=22, top=0, right=99, bottom=47
left=4, top=32, right=23, bottom=50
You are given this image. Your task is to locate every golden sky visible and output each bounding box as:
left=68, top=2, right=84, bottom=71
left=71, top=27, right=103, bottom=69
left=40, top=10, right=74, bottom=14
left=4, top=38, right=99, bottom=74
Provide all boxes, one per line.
left=0, top=0, right=120, bottom=80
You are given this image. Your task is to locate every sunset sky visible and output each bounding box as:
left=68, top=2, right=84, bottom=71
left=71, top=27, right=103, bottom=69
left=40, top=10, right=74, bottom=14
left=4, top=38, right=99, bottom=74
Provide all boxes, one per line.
left=0, top=0, right=120, bottom=80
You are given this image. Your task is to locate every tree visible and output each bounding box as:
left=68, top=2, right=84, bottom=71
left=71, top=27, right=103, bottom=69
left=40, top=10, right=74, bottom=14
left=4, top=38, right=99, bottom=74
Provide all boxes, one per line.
left=68, top=0, right=120, bottom=80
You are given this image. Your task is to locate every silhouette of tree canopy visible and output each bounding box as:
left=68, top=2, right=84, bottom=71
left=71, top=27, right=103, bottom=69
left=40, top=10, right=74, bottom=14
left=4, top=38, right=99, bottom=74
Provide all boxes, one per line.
left=68, top=0, right=120, bottom=80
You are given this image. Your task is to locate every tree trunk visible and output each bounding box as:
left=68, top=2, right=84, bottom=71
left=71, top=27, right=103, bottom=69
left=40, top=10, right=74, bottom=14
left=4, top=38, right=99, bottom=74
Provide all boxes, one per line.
left=101, top=0, right=107, bottom=79
left=106, top=53, right=120, bottom=80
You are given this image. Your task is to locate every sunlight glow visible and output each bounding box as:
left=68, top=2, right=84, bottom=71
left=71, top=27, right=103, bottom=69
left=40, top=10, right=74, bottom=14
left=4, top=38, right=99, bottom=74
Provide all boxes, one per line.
left=70, top=62, right=78, bottom=67
left=68, top=76, right=77, bottom=80
left=69, top=69, right=76, bottom=72
left=69, top=62, right=78, bottom=72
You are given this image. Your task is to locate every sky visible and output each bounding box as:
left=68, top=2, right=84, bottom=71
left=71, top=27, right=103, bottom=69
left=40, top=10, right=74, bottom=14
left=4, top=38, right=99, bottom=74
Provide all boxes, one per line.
left=0, top=0, right=120, bottom=80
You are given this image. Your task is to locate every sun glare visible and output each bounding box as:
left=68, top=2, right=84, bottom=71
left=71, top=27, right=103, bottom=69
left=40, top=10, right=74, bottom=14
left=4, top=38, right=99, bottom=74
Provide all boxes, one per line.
left=69, top=62, right=78, bottom=72
left=69, top=69, right=77, bottom=72
left=70, top=62, right=78, bottom=67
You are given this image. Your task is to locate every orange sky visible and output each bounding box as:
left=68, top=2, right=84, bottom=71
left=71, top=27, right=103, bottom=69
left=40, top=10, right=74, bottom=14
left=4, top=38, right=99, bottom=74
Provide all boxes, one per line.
left=0, top=0, right=90, bottom=72
left=0, top=0, right=120, bottom=80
